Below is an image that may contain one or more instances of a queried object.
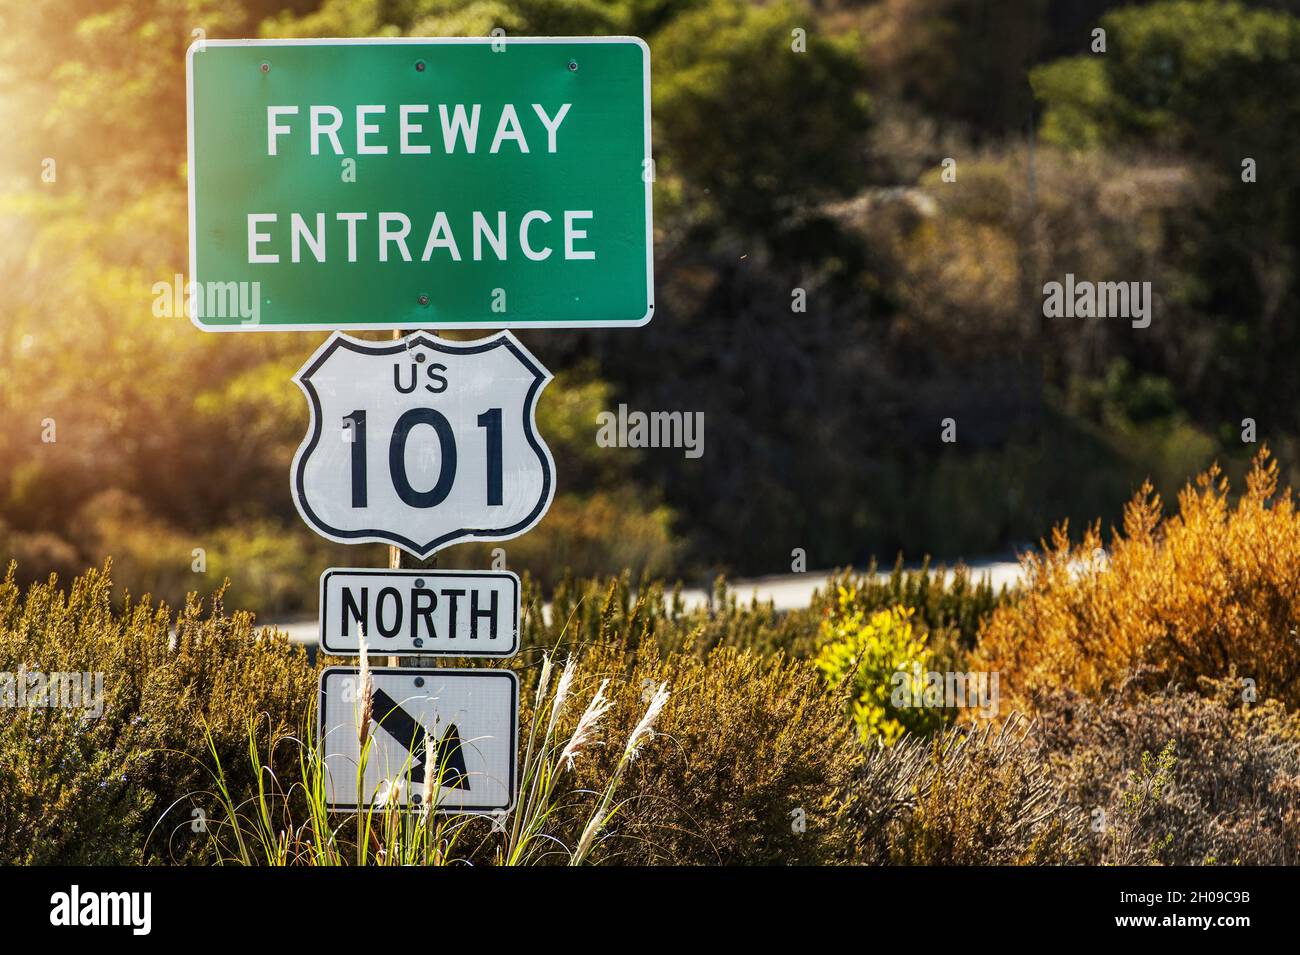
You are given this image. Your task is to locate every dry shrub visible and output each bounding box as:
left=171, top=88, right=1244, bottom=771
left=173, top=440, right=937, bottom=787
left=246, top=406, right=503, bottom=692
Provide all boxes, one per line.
left=524, top=572, right=819, bottom=659
left=974, top=449, right=1300, bottom=711
left=843, top=715, right=1086, bottom=864
left=1034, top=673, right=1300, bottom=865
left=523, top=559, right=1007, bottom=666
left=554, top=638, right=861, bottom=865
left=0, top=562, right=315, bottom=863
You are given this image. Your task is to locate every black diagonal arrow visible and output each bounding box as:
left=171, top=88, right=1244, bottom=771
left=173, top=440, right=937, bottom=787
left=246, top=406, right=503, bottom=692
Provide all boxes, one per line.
left=371, top=687, right=469, bottom=789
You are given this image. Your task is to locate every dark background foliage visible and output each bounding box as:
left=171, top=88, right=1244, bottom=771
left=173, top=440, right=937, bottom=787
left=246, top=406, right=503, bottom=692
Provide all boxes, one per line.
left=2, top=0, right=1296, bottom=616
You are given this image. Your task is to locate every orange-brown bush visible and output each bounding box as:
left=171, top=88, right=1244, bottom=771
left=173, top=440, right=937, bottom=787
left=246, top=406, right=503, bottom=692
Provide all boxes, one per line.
left=974, top=449, right=1300, bottom=712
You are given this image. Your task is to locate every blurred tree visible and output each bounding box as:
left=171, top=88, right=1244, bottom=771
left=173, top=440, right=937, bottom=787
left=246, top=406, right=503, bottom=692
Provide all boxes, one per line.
left=0, top=0, right=676, bottom=607
left=861, top=0, right=1048, bottom=136
left=652, top=0, right=871, bottom=235
left=1033, top=0, right=1300, bottom=438
left=5, top=0, right=1293, bottom=605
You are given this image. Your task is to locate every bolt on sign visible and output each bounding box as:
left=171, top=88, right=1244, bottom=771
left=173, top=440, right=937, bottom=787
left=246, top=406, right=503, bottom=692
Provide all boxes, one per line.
left=290, top=331, right=555, bottom=557
left=320, top=667, right=518, bottom=812
left=319, top=568, right=520, bottom=657
left=186, top=37, right=653, bottom=329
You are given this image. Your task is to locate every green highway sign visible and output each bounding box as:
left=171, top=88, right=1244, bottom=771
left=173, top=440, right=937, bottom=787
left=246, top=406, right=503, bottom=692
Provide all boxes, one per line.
left=186, top=38, right=653, bottom=330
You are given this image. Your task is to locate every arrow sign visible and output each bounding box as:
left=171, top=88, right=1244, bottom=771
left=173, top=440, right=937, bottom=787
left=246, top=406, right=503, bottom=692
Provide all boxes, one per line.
left=319, top=667, right=517, bottom=812
left=371, top=686, right=468, bottom=788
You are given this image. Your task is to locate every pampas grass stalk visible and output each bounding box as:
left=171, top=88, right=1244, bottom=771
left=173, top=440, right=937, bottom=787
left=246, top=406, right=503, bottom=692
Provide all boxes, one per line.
left=355, top=626, right=374, bottom=866
left=571, top=681, right=669, bottom=865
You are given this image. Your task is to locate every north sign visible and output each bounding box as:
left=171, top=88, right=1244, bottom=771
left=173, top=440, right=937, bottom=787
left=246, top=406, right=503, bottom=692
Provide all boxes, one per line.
left=319, top=568, right=520, bottom=657
left=290, top=331, right=555, bottom=558
left=186, top=38, right=653, bottom=329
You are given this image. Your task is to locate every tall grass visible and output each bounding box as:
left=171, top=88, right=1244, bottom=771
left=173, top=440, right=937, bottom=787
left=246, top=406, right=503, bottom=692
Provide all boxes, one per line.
left=165, top=639, right=670, bottom=866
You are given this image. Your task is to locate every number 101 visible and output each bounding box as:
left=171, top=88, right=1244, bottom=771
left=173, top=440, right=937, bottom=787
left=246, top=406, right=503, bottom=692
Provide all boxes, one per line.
left=342, top=408, right=503, bottom=508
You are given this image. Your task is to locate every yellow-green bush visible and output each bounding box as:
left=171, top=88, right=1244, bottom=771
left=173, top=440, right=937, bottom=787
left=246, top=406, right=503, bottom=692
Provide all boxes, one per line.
left=830, top=559, right=1011, bottom=649
left=814, top=595, right=949, bottom=743
left=974, top=450, right=1300, bottom=712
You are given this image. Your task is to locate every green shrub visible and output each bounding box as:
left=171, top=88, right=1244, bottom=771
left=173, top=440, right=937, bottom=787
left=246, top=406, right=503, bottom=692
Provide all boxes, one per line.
left=1112, top=741, right=1179, bottom=865
left=555, top=638, right=861, bottom=865
left=520, top=559, right=1009, bottom=667
left=814, top=599, right=948, bottom=744
left=0, top=562, right=862, bottom=865
left=0, top=562, right=316, bottom=863
left=811, top=560, right=1011, bottom=649
left=521, top=572, right=820, bottom=660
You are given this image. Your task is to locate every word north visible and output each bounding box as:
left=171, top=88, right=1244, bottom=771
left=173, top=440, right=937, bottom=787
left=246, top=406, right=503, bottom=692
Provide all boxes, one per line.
left=1042, top=273, right=1152, bottom=328
left=596, top=404, right=705, bottom=459
left=320, top=569, right=519, bottom=657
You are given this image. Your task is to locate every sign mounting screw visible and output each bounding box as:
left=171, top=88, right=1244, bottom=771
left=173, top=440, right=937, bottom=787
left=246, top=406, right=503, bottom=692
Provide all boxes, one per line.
left=568, top=59, right=578, bottom=72
left=414, top=677, right=426, bottom=688
left=417, top=293, right=430, bottom=307
left=415, top=60, right=426, bottom=72
left=259, top=61, right=270, bottom=73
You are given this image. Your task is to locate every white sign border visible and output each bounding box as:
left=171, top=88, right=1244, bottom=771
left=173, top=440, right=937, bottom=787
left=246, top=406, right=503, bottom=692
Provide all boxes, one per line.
left=185, top=36, right=654, bottom=331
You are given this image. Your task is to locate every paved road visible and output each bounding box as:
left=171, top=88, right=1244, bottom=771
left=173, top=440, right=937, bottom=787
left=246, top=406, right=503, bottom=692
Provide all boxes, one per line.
left=265, top=558, right=1026, bottom=645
